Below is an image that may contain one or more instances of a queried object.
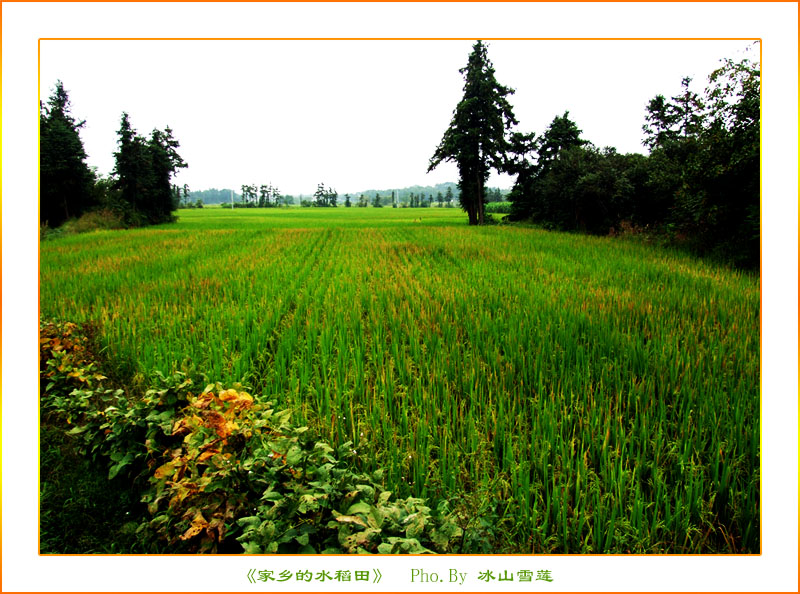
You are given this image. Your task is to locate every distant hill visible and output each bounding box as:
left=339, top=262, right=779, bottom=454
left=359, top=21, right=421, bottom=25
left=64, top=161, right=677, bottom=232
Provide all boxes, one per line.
left=338, top=182, right=456, bottom=202
left=189, top=188, right=241, bottom=204
left=342, top=182, right=507, bottom=203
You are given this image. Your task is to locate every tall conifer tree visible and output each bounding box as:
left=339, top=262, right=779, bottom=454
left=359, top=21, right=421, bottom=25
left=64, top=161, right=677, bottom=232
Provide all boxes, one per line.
left=428, top=41, right=520, bottom=225
left=39, top=81, right=95, bottom=226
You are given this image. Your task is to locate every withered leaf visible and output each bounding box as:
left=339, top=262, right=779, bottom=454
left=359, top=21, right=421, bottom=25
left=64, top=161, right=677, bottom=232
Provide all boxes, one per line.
left=180, top=512, right=209, bottom=541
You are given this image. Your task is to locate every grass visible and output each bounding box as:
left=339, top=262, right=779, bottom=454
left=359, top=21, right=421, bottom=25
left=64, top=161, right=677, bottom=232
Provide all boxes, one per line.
left=39, top=206, right=760, bottom=553
left=40, top=425, right=144, bottom=553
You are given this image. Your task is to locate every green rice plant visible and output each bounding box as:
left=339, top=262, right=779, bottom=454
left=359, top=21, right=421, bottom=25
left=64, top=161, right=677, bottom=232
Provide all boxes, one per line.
left=40, top=207, right=760, bottom=553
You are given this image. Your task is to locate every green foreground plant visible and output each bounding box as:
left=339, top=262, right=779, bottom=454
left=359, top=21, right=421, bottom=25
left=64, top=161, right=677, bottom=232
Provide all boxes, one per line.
left=40, top=319, right=497, bottom=554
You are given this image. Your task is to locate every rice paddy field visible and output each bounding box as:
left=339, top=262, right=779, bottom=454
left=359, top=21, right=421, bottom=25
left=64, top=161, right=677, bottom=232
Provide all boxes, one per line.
left=39, top=207, right=760, bottom=553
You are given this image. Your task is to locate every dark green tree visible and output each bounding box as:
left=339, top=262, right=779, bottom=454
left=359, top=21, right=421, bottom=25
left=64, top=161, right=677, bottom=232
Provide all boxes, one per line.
left=145, top=126, right=186, bottom=222
left=344, top=194, right=352, bottom=207
left=113, top=113, right=186, bottom=225
left=171, top=184, right=182, bottom=209
left=643, top=77, right=705, bottom=151
left=313, top=183, right=326, bottom=207
left=113, top=112, right=150, bottom=222
left=40, top=81, right=96, bottom=227
left=536, top=111, right=588, bottom=169
left=428, top=41, right=520, bottom=225
left=640, top=60, right=760, bottom=266
left=445, top=186, right=454, bottom=207
left=508, top=112, right=586, bottom=221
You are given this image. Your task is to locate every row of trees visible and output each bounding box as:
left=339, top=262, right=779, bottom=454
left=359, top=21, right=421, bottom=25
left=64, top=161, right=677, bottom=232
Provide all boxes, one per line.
left=112, top=113, right=187, bottom=225
left=506, top=61, right=759, bottom=267
left=40, top=81, right=187, bottom=228
left=347, top=190, right=459, bottom=208
left=238, top=183, right=291, bottom=207
left=429, top=41, right=759, bottom=267
left=313, top=184, right=338, bottom=207
left=296, top=187, right=464, bottom=209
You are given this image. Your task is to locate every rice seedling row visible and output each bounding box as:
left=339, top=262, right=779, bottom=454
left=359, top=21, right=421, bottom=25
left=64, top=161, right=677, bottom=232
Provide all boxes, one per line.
left=40, top=208, right=760, bottom=553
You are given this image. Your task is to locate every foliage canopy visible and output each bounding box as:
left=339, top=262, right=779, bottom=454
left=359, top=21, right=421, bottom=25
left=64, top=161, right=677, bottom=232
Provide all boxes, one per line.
left=429, top=41, right=522, bottom=225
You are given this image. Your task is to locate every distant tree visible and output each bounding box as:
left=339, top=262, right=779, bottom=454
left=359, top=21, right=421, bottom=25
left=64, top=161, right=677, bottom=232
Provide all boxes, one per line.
left=171, top=184, right=182, bottom=209
left=485, top=187, right=503, bottom=202
left=345, top=194, right=352, bottom=207
left=40, top=81, right=96, bottom=227
left=428, top=40, right=521, bottom=225
left=313, top=183, right=326, bottom=207
left=436, top=191, right=444, bottom=207
left=445, top=186, right=454, bottom=208
left=239, top=184, right=260, bottom=206
left=358, top=194, right=368, bottom=207
left=174, top=188, right=239, bottom=205
left=372, top=193, right=383, bottom=208
left=312, top=183, right=338, bottom=207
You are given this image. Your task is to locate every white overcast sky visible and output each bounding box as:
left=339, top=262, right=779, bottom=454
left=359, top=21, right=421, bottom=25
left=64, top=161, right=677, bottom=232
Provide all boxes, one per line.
left=40, top=38, right=755, bottom=195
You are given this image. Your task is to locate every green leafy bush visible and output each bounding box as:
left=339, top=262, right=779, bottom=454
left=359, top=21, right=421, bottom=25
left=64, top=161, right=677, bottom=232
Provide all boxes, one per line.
left=485, top=201, right=512, bottom=214
left=61, top=209, right=125, bottom=234
left=40, top=319, right=472, bottom=554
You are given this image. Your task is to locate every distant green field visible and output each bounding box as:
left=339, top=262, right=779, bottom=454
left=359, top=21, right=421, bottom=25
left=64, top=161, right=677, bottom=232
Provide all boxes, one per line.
left=40, top=207, right=760, bottom=553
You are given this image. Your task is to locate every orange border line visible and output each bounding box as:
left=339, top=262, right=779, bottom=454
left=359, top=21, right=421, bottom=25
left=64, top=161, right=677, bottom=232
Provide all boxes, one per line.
left=33, top=32, right=770, bottom=593
left=39, top=36, right=759, bottom=40
left=0, top=2, right=3, bottom=592
left=15, top=0, right=799, bottom=3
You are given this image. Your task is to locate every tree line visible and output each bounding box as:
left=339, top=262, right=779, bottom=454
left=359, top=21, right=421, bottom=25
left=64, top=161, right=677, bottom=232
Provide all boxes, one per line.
left=40, top=81, right=187, bottom=229
left=297, top=184, right=477, bottom=209
left=429, top=41, right=760, bottom=268
left=234, top=183, right=294, bottom=207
